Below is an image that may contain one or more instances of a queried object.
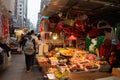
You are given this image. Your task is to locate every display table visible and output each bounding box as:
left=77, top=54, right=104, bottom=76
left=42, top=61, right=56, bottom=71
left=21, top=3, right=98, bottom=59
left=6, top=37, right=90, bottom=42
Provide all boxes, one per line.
left=36, top=48, right=112, bottom=80
left=37, top=58, right=112, bottom=80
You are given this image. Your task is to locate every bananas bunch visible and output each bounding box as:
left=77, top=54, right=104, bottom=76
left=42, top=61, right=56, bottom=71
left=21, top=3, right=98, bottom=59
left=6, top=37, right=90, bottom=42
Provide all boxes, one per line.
left=62, top=70, right=69, bottom=77
left=54, top=70, right=62, bottom=79
left=54, top=69, right=69, bottom=79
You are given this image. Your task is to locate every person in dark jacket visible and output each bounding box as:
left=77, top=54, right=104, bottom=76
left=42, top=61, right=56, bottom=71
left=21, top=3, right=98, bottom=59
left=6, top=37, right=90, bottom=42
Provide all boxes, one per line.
left=23, top=32, right=36, bottom=72
left=99, top=39, right=112, bottom=62
left=20, top=34, right=27, bottom=50
left=108, top=42, right=120, bottom=73
left=0, top=37, right=11, bottom=57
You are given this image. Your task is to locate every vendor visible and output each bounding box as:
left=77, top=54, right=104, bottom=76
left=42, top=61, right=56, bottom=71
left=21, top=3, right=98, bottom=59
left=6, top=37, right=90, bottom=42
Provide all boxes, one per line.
left=108, top=42, right=120, bottom=73
left=99, top=39, right=112, bottom=62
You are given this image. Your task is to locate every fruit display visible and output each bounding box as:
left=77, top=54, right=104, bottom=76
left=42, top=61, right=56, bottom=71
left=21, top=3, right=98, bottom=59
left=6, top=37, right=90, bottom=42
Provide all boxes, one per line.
left=70, top=58, right=90, bottom=64
left=37, top=57, right=48, bottom=63
left=59, top=48, right=75, bottom=57
left=69, top=63, right=84, bottom=72
left=68, top=61, right=100, bottom=73
left=82, top=62, right=100, bottom=71
left=54, top=69, right=69, bottom=79
left=62, top=69, right=69, bottom=77
left=57, top=63, right=69, bottom=73
left=57, top=56, right=67, bottom=63
left=54, top=70, right=62, bottom=79
left=45, top=50, right=57, bottom=57
left=45, top=52, right=52, bottom=57
left=49, top=57, right=58, bottom=65
left=86, top=53, right=97, bottom=60
left=93, top=60, right=108, bottom=65
left=37, top=47, right=110, bottom=78
left=48, top=67, right=57, bottom=73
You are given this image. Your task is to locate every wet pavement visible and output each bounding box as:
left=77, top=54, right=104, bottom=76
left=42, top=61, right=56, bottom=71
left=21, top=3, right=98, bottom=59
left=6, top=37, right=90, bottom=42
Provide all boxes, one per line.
left=0, top=54, right=43, bottom=80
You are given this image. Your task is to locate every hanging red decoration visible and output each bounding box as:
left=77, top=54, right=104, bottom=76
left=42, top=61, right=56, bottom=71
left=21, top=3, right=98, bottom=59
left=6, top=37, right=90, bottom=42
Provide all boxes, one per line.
left=88, top=27, right=100, bottom=38
left=2, top=15, right=9, bottom=37
left=39, top=24, right=44, bottom=32
left=75, top=20, right=85, bottom=32
left=68, top=34, right=77, bottom=40
left=63, top=27, right=71, bottom=34
left=75, top=20, right=83, bottom=27
left=73, top=29, right=80, bottom=37
left=56, top=21, right=64, bottom=31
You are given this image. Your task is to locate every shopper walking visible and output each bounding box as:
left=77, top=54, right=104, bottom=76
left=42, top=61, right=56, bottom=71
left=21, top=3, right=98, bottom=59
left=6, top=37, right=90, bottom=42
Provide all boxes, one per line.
left=36, top=34, right=42, bottom=54
left=30, top=30, right=38, bottom=45
left=23, top=32, right=36, bottom=72
left=19, top=34, right=26, bottom=51
left=30, top=30, right=38, bottom=63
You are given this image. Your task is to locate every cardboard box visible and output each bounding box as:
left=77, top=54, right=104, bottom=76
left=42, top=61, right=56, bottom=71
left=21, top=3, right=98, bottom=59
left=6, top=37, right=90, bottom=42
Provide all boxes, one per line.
left=112, top=68, right=120, bottom=77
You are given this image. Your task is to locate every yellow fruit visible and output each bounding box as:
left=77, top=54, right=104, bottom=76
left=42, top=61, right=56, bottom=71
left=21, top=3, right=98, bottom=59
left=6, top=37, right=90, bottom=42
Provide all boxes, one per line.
left=54, top=71, right=62, bottom=79
left=62, top=70, right=69, bottom=77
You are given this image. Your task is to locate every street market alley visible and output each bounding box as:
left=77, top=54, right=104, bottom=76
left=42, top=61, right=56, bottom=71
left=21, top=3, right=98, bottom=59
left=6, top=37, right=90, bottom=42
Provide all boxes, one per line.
left=0, top=54, right=43, bottom=80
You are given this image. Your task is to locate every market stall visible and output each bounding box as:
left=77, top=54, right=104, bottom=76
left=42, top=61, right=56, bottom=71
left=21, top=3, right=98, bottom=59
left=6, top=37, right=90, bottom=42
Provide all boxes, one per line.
left=0, top=5, right=12, bottom=70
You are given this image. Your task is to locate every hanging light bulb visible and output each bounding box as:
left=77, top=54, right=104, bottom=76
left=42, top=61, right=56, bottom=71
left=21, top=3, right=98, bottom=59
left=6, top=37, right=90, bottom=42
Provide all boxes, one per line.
left=52, top=33, right=58, bottom=40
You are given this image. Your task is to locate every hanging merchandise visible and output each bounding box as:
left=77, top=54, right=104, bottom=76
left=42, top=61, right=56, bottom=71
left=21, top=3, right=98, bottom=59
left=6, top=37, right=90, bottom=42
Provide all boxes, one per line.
left=2, top=15, right=9, bottom=38
left=63, top=27, right=71, bottom=35
left=75, top=20, right=85, bottom=32
left=75, top=13, right=87, bottom=33
left=88, top=27, right=101, bottom=39
left=56, top=21, right=64, bottom=32
left=73, top=29, right=81, bottom=37
left=39, top=24, right=44, bottom=32
left=75, top=20, right=84, bottom=28
left=64, top=12, right=75, bottom=27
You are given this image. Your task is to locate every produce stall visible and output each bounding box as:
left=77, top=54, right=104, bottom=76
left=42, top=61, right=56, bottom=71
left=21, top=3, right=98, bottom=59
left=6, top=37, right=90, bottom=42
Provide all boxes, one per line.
left=37, top=48, right=112, bottom=80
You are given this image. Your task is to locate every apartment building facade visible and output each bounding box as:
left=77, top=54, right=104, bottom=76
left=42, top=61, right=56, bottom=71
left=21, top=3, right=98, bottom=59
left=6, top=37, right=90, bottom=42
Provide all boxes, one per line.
left=36, top=0, right=50, bottom=32
left=17, top=0, right=28, bottom=27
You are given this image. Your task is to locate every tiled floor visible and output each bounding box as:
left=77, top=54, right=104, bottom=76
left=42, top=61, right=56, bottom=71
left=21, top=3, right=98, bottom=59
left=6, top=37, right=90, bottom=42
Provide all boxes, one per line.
left=0, top=53, right=43, bottom=80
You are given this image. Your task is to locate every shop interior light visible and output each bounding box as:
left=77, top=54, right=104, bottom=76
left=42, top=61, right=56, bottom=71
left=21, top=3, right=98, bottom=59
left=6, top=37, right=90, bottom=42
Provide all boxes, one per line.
left=52, top=33, right=58, bottom=40
left=53, top=36, right=57, bottom=40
